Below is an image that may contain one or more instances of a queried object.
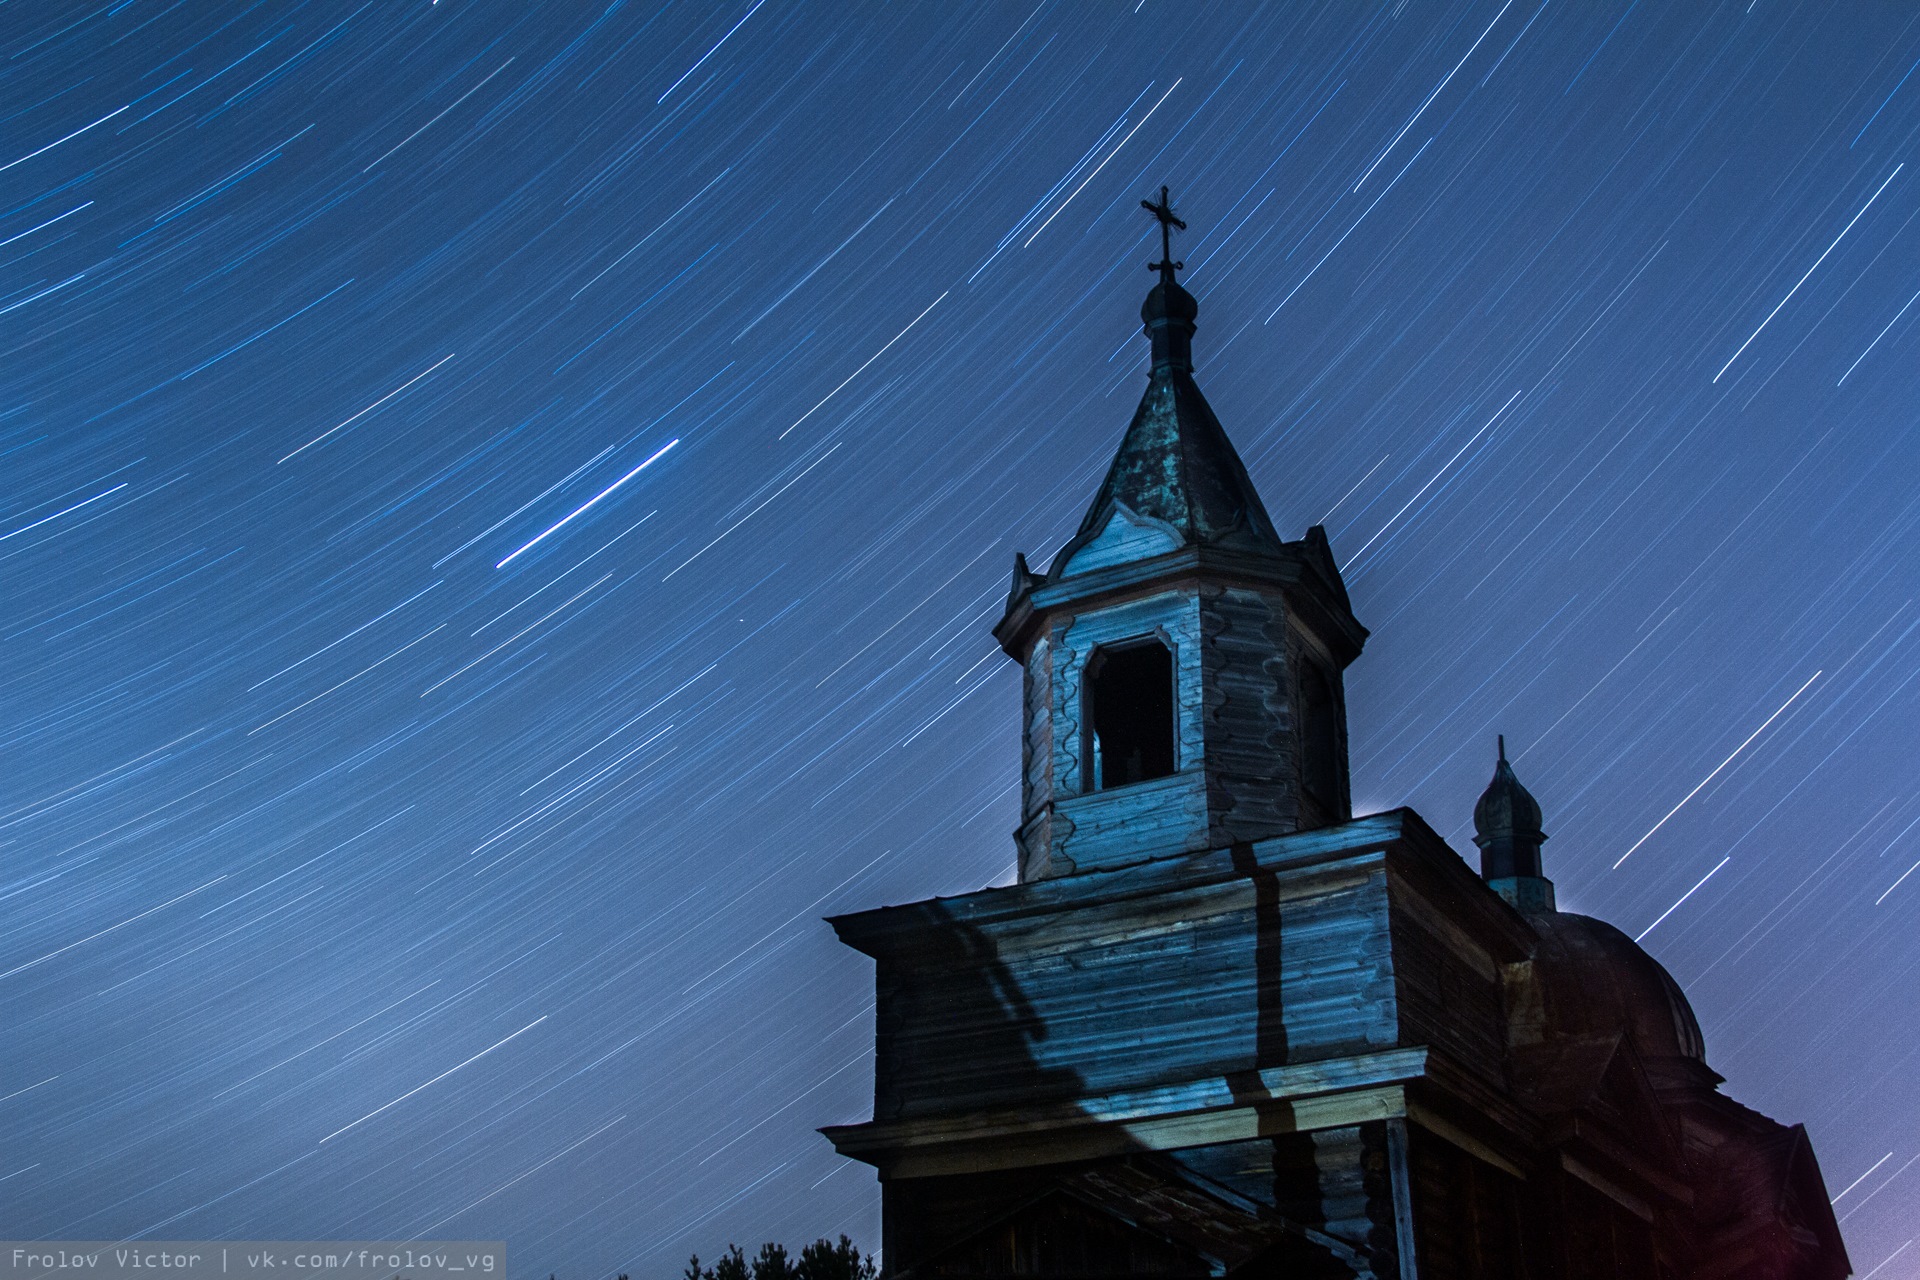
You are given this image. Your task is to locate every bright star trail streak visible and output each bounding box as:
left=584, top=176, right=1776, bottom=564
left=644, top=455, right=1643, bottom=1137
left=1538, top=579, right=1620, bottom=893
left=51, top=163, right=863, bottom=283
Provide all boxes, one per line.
left=9, top=3, right=1920, bottom=1271
left=657, top=0, right=768, bottom=105
left=1852, top=57, right=1920, bottom=149
left=1842, top=1152, right=1920, bottom=1224
left=178, top=278, right=353, bottom=379
left=364, top=60, right=515, bottom=173
left=0, top=103, right=127, bottom=172
left=1836, top=1152, right=1896, bottom=1203
left=423, top=578, right=608, bottom=695
left=571, top=168, right=732, bottom=301
left=777, top=297, right=945, bottom=439
left=280, top=354, right=457, bottom=462
left=663, top=443, right=843, bottom=578
left=736, top=197, right=897, bottom=340
left=251, top=625, right=447, bottom=732
left=496, top=439, right=680, bottom=567
left=0, top=878, right=228, bottom=981
left=1352, top=0, right=1514, bottom=191
left=319, top=1016, right=549, bottom=1143
left=1022, top=78, right=1182, bottom=247
left=247, top=581, right=445, bottom=689
left=1348, top=389, right=1521, bottom=564
left=1636, top=855, right=1731, bottom=940
left=1613, top=672, right=1822, bottom=868
left=0, top=484, right=128, bottom=541
left=1838, top=284, right=1920, bottom=385
left=0, top=201, right=92, bottom=249
left=1714, top=163, right=1904, bottom=382
left=1266, top=136, right=1433, bottom=322
left=1875, top=857, right=1920, bottom=906
left=0, top=272, right=87, bottom=317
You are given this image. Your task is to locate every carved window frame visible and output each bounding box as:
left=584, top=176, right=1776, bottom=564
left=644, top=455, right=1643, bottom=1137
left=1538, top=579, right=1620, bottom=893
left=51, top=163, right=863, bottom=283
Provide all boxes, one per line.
left=1080, top=631, right=1178, bottom=794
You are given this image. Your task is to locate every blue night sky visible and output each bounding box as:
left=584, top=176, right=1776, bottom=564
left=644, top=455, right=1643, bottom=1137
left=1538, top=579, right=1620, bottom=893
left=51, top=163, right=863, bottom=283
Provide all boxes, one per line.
left=5, top=1, right=1920, bottom=1274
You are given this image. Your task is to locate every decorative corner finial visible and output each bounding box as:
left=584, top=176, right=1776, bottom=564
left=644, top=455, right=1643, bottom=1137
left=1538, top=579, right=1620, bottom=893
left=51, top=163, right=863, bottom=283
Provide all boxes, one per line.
left=1498, top=733, right=1506, bottom=763
left=1141, top=185, right=1186, bottom=285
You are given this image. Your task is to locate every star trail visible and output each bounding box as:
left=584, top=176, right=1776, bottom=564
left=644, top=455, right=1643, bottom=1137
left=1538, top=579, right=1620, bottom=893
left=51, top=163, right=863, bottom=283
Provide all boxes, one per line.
left=5, top=1, right=1920, bottom=1275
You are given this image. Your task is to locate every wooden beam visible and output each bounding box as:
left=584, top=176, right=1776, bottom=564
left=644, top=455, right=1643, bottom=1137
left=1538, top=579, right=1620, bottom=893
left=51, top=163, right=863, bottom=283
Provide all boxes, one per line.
left=825, top=1046, right=1431, bottom=1164
left=1405, top=1101, right=1527, bottom=1180
left=1384, top=1117, right=1422, bottom=1280
left=1560, top=1151, right=1654, bottom=1223
left=868, top=1086, right=1410, bottom=1179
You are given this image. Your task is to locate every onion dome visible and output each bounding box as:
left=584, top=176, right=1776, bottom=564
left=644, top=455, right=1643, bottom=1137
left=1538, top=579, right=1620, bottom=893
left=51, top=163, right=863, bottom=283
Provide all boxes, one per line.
left=1474, top=736, right=1553, bottom=911
left=1525, top=911, right=1709, bottom=1066
left=1141, top=278, right=1198, bottom=371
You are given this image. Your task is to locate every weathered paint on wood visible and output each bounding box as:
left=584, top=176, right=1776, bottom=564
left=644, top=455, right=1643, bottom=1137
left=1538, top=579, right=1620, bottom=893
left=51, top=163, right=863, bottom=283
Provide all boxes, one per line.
left=1014, top=576, right=1357, bottom=879
left=1062, top=505, right=1185, bottom=576
left=833, top=813, right=1527, bottom=1137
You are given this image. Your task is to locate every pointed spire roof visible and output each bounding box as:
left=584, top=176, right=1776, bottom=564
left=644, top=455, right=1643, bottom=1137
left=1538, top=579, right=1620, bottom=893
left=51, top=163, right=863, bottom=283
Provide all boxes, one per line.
left=995, top=190, right=1369, bottom=665
left=1071, top=190, right=1282, bottom=555
left=1075, top=350, right=1284, bottom=550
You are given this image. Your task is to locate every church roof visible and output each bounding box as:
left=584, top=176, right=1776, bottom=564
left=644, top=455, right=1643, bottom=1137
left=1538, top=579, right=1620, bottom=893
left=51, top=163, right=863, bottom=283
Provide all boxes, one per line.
left=1526, top=910, right=1707, bottom=1063
left=997, top=217, right=1366, bottom=660
left=1070, top=280, right=1283, bottom=556
left=1074, top=359, right=1284, bottom=553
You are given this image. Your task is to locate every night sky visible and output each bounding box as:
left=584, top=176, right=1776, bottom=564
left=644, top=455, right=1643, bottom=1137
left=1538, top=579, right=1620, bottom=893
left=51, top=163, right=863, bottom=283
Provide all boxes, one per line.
left=5, top=0, right=1920, bottom=1273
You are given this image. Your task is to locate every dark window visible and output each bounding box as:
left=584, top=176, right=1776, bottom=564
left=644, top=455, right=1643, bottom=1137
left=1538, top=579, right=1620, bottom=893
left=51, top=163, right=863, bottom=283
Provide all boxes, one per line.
left=1086, top=641, right=1176, bottom=790
left=1301, top=664, right=1341, bottom=807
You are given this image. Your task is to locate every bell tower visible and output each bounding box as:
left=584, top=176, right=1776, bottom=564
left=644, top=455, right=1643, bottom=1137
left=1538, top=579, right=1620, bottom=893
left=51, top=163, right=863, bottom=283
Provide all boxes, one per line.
left=826, top=190, right=1851, bottom=1280
left=994, top=190, right=1367, bottom=881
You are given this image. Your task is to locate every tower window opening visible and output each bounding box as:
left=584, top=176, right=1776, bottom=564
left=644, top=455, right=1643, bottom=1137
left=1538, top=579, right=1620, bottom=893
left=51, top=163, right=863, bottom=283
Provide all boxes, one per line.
left=1086, top=641, right=1176, bottom=790
left=1301, top=663, right=1340, bottom=809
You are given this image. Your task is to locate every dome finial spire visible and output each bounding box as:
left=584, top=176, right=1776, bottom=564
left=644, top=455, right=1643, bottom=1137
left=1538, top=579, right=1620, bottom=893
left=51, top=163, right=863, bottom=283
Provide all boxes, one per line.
left=1141, top=185, right=1186, bottom=287
left=1138, top=185, right=1198, bottom=371
left=1475, top=735, right=1554, bottom=913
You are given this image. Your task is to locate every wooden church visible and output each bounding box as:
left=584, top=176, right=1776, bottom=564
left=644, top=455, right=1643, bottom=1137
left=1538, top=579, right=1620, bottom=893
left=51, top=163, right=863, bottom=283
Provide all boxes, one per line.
left=821, top=196, right=1852, bottom=1279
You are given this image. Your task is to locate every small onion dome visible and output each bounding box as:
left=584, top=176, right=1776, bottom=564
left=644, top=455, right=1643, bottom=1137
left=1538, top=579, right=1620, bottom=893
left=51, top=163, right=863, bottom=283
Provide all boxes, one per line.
left=1141, top=278, right=1198, bottom=372
left=1141, top=279, right=1199, bottom=325
left=1474, top=735, right=1546, bottom=881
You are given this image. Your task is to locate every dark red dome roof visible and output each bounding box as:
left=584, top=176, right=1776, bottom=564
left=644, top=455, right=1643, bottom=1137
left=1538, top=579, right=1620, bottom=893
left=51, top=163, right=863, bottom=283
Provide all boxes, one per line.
left=1527, top=911, right=1706, bottom=1062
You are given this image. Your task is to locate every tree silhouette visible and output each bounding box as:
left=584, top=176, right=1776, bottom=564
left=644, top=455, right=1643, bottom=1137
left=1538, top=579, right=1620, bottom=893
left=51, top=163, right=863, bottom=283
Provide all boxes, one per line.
left=682, top=1236, right=875, bottom=1280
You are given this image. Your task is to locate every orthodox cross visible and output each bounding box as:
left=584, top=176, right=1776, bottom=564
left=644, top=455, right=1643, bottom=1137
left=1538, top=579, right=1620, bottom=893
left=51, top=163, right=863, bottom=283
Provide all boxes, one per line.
left=1141, top=185, right=1186, bottom=285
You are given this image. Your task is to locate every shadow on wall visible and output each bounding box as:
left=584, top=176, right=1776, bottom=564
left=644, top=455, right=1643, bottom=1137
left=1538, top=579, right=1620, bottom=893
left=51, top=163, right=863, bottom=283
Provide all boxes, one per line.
left=873, top=899, right=1089, bottom=1125
left=865, top=896, right=1379, bottom=1279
